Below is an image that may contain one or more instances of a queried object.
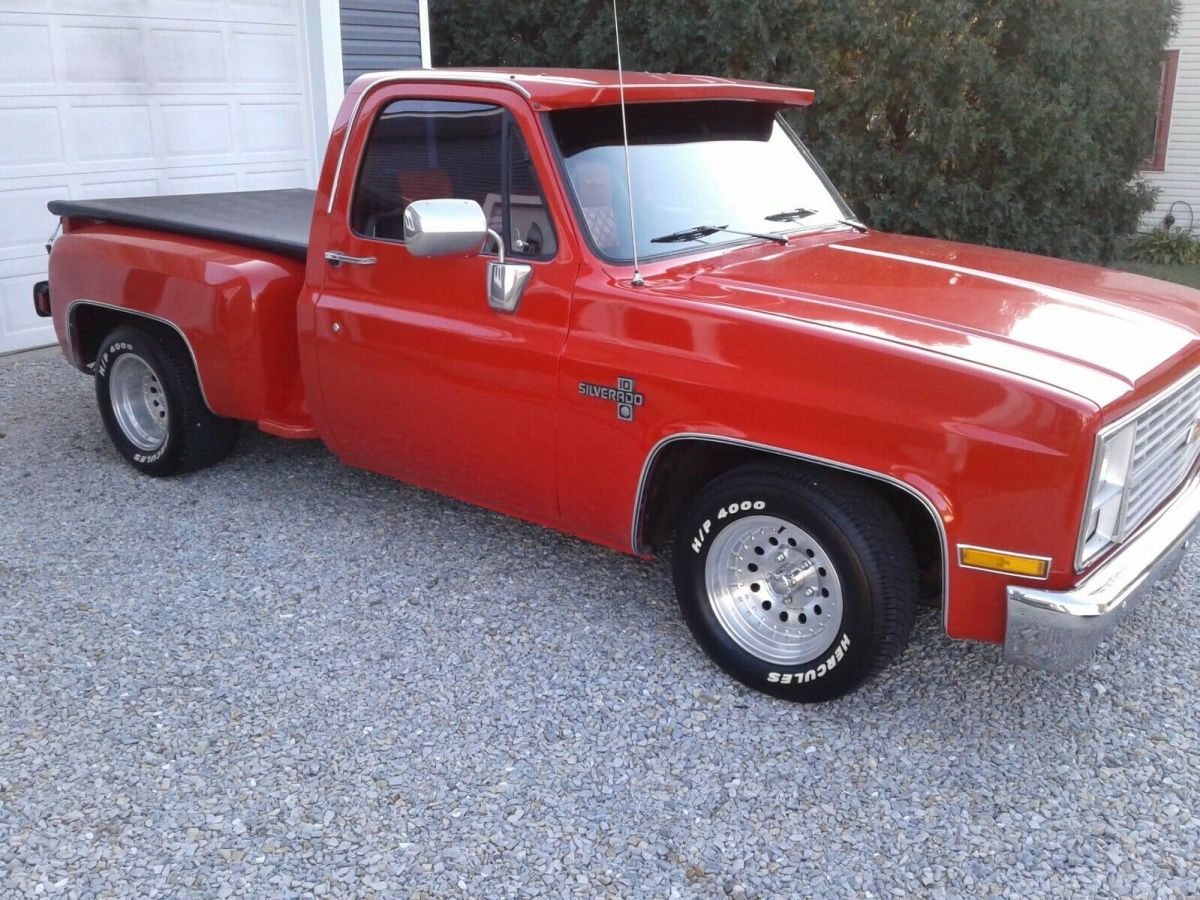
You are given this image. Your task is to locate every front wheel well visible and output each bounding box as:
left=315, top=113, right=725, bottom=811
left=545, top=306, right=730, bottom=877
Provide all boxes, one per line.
left=636, top=439, right=944, bottom=607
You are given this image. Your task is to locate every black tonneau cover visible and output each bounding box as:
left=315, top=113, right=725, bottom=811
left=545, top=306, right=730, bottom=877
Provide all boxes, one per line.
left=47, top=189, right=315, bottom=261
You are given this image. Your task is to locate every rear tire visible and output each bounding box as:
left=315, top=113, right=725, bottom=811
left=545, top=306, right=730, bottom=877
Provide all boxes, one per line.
left=94, top=325, right=238, bottom=476
left=672, top=463, right=917, bottom=702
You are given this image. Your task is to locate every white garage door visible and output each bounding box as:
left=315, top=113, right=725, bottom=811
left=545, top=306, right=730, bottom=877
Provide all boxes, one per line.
left=0, top=0, right=325, bottom=354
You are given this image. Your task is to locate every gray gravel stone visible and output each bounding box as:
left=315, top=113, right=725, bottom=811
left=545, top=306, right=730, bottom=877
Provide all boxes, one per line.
left=2, top=350, right=1199, bottom=897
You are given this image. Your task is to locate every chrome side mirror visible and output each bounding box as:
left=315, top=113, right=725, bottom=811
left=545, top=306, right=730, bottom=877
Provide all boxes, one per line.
left=403, top=199, right=488, bottom=257
left=402, top=197, right=533, bottom=313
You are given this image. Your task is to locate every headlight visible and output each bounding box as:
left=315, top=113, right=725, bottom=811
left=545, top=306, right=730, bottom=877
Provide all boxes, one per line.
left=1076, top=422, right=1136, bottom=568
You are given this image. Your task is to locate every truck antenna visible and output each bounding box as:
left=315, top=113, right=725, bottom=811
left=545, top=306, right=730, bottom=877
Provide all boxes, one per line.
left=612, top=0, right=644, bottom=287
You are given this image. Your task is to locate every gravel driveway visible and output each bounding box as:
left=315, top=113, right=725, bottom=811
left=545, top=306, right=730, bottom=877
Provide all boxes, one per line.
left=2, top=350, right=1198, bottom=898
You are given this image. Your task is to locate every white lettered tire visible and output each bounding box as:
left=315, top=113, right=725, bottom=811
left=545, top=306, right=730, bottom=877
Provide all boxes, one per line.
left=95, top=325, right=239, bottom=476
left=673, top=463, right=917, bottom=702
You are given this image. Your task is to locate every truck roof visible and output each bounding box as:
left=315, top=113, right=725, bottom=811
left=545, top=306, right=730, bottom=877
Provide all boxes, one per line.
left=345, top=67, right=815, bottom=110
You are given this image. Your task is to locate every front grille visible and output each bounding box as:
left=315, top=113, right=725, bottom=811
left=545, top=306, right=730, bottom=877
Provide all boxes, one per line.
left=1124, top=371, right=1200, bottom=532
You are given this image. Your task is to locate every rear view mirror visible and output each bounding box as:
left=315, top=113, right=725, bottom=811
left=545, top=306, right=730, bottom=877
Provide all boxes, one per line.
left=403, top=199, right=488, bottom=257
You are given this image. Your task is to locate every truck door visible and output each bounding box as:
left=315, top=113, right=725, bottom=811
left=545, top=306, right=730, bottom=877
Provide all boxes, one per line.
left=314, top=93, right=576, bottom=522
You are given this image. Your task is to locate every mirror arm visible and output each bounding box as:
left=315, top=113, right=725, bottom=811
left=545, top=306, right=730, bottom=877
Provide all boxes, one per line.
left=486, top=228, right=505, bottom=265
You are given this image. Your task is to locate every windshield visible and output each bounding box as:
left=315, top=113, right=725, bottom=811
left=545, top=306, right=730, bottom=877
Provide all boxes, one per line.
left=548, top=100, right=850, bottom=263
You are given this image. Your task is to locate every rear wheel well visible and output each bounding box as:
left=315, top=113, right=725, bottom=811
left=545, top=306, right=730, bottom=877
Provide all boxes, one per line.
left=71, top=304, right=186, bottom=371
left=637, top=439, right=944, bottom=607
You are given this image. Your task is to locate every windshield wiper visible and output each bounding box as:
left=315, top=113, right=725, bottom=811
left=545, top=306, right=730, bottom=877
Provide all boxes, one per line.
left=766, top=207, right=869, bottom=234
left=650, top=224, right=788, bottom=246
left=764, top=207, right=819, bottom=222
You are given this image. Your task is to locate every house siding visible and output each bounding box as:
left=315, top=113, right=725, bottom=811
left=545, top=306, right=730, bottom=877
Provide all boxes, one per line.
left=340, top=0, right=424, bottom=88
left=1142, top=1, right=1200, bottom=231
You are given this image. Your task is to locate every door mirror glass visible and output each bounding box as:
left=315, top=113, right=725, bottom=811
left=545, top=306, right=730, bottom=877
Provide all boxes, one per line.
left=403, top=199, right=488, bottom=258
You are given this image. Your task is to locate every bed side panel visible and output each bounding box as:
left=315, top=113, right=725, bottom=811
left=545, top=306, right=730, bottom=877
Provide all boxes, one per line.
left=49, top=222, right=307, bottom=425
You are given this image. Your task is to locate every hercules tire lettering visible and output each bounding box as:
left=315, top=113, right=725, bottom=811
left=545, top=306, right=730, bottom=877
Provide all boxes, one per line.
left=672, top=462, right=917, bottom=703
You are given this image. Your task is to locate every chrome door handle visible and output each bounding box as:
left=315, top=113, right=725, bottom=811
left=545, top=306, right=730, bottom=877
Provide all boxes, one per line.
left=324, top=250, right=377, bottom=267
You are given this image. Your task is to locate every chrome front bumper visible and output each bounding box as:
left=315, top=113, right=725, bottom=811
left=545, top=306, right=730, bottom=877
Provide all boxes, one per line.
left=1003, top=475, right=1200, bottom=672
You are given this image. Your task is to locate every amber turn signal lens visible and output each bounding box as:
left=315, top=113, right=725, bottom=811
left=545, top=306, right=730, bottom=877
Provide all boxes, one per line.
left=958, top=547, right=1050, bottom=579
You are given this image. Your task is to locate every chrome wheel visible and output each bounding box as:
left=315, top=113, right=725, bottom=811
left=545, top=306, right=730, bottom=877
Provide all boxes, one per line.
left=108, top=353, right=169, bottom=452
left=704, top=515, right=844, bottom=666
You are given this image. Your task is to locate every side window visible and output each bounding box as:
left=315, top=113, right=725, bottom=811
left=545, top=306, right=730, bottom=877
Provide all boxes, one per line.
left=496, top=124, right=557, bottom=257
left=350, top=99, right=556, bottom=258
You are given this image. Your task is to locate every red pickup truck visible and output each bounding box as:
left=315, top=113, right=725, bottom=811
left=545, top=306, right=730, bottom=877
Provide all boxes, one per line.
left=37, top=69, right=1200, bottom=701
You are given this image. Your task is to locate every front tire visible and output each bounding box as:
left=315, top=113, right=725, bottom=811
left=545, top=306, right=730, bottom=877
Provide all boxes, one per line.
left=673, top=464, right=917, bottom=702
left=95, top=325, right=238, bottom=476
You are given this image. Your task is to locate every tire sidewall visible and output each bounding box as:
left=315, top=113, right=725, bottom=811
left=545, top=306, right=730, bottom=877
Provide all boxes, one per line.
left=675, top=480, right=878, bottom=701
left=95, top=329, right=183, bottom=475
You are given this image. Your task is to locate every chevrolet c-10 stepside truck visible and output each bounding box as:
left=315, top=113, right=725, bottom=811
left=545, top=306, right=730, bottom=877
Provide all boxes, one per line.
left=36, top=69, right=1200, bottom=702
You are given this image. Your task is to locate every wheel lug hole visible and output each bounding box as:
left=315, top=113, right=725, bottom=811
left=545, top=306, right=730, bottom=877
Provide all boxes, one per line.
left=778, top=611, right=788, bottom=622
left=750, top=583, right=760, bottom=593
left=814, top=604, right=823, bottom=616
left=761, top=600, right=771, bottom=611
left=799, top=613, right=807, bottom=624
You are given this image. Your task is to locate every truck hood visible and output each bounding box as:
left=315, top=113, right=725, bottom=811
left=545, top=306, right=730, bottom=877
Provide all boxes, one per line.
left=650, top=231, right=1200, bottom=409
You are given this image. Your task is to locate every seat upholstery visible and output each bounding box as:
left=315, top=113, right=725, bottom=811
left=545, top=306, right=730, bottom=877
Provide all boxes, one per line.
left=397, top=168, right=454, bottom=205
left=571, top=160, right=621, bottom=251
left=363, top=168, right=454, bottom=239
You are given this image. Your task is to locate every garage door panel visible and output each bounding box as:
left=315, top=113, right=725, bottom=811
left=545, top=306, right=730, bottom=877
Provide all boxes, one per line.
left=0, top=107, right=64, bottom=168
left=148, top=28, right=227, bottom=85
left=0, top=1, right=320, bottom=353
left=0, top=270, right=54, bottom=355
left=0, top=265, right=55, bottom=356
left=1, top=1, right=298, bottom=26
left=165, top=172, right=240, bottom=194
left=242, top=167, right=309, bottom=190
left=0, top=185, right=63, bottom=261
left=0, top=22, right=53, bottom=84
left=238, top=102, right=306, bottom=152
left=80, top=178, right=159, bottom=199
left=161, top=104, right=234, bottom=158
left=62, top=25, right=145, bottom=85
left=231, top=29, right=302, bottom=85
left=70, top=105, right=155, bottom=162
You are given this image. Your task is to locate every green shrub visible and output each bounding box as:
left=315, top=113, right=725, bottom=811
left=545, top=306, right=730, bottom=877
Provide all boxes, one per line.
left=1127, top=229, right=1200, bottom=265
left=429, top=0, right=1178, bottom=263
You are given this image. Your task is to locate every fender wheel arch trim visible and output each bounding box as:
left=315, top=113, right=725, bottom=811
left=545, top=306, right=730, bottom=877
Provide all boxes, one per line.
left=66, top=299, right=215, bottom=413
left=630, top=432, right=953, bottom=632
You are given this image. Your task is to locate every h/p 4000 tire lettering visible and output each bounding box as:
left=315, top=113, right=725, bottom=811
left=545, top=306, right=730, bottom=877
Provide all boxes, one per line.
left=673, top=464, right=917, bottom=702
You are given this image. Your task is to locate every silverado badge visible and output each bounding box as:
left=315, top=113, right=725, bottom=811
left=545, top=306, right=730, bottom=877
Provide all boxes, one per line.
left=579, top=377, right=644, bottom=422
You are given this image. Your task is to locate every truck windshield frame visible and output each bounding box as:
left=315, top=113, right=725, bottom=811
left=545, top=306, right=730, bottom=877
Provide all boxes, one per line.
left=545, top=100, right=854, bottom=265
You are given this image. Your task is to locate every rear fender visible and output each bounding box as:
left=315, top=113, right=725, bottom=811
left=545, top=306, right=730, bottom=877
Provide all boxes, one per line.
left=49, top=224, right=307, bottom=425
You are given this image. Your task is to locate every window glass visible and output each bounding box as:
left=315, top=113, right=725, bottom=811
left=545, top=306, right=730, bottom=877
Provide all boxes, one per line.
left=496, top=124, right=556, bottom=257
left=549, top=101, right=847, bottom=263
left=351, top=99, right=555, bottom=257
